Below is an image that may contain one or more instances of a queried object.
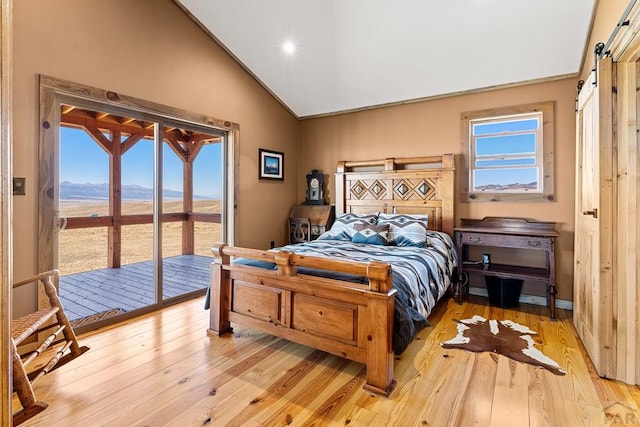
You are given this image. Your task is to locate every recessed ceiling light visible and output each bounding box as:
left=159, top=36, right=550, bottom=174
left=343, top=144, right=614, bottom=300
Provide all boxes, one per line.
left=282, top=40, right=296, bottom=55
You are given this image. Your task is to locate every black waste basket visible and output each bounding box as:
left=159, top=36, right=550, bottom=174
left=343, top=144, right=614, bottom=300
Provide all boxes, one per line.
left=484, top=276, right=523, bottom=308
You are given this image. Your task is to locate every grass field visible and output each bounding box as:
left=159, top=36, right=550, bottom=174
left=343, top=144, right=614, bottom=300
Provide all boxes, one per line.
left=58, top=200, right=222, bottom=275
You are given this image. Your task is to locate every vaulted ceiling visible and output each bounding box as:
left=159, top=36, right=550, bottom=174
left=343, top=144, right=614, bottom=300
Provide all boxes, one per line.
left=175, top=1, right=597, bottom=119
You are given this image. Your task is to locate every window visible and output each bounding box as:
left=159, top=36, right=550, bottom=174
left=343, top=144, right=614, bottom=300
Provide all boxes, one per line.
left=471, top=113, right=542, bottom=193
left=461, top=102, right=554, bottom=202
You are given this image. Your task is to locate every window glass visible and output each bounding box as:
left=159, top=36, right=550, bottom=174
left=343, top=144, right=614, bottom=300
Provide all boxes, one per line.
left=471, top=113, right=542, bottom=193
left=460, top=102, right=554, bottom=202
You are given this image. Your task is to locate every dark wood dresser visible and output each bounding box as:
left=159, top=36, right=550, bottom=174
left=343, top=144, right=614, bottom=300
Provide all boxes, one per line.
left=288, top=205, right=335, bottom=243
left=454, top=217, right=558, bottom=319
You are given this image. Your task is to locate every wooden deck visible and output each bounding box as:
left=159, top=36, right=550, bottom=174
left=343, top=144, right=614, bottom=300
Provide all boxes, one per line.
left=58, top=255, right=211, bottom=322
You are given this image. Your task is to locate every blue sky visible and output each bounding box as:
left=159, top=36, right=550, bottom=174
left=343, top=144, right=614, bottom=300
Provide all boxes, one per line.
left=60, top=127, right=223, bottom=198
left=472, top=117, right=539, bottom=189
left=473, top=118, right=538, bottom=135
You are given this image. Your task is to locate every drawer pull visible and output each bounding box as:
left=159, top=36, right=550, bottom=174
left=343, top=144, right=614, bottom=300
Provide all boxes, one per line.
left=528, top=240, right=541, bottom=247
left=469, top=237, right=481, bottom=243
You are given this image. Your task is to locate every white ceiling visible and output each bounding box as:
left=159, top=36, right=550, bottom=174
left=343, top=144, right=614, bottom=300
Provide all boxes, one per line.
left=176, top=0, right=597, bottom=119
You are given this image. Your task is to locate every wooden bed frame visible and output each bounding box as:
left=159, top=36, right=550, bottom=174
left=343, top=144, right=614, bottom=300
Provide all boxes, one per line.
left=208, top=154, right=455, bottom=396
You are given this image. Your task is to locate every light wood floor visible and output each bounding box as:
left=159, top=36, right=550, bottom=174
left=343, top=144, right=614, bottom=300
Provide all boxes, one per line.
left=16, top=295, right=640, bottom=426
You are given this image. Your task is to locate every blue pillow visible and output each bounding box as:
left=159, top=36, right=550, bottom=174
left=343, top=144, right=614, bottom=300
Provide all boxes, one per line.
left=317, top=212, right=378, bottom=241
left=377, top=213, right=429, bottom=247
left=351, top=223, right=390, bottom=245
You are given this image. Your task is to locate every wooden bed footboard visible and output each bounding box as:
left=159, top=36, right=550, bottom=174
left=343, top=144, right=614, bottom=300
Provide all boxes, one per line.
left=208, top=243, right=398, bottom=396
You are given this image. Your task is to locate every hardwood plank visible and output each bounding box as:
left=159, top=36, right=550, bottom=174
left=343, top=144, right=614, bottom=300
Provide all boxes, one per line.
left=132, top=340, right=322, bottom=425
left=381, top=299, right=488, bottom=426
left=207, top=354, right=361, bottom=427
left=18, top=297, right=640, bottom=427
left=110, top=340, right=310, bottom=426
left=297, top=366, right=366, bottom=426
left=229, top=351, right=354, bottom=426
left=456, top=352, right=498, bottom=426
left=561, top=398, right=604, bottom=426
left=26, top=328, right=283, bottom=425
left=489, top=357, right=530, bottom=427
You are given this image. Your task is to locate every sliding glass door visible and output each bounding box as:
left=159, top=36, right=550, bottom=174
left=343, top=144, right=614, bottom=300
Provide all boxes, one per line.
left=160, top=121, right=225, bottom=304
left=50, top=97, right=229, bottom=331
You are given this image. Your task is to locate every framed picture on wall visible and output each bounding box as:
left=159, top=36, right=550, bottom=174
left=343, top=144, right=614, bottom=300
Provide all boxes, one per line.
left=259, top=148, right=284, bottom=180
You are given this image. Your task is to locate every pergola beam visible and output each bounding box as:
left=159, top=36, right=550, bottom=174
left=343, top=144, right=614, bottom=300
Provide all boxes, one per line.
left=85, top=126, right=113, bottom=153
left=108, top=128, right=122, bottom=268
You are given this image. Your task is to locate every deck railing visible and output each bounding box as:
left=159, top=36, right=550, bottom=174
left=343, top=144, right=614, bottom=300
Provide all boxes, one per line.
left=62, top=213, right=221, bottom=268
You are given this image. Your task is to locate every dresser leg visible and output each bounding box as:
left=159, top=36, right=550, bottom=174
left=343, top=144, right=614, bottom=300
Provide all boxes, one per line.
left=456, top=274, right=466, bottom=304
left=547, top=284, right=557, bottom=321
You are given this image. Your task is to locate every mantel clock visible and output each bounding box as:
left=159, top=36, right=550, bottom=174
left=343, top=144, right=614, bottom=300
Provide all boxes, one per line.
left=304, top=169, right=325, bottom=205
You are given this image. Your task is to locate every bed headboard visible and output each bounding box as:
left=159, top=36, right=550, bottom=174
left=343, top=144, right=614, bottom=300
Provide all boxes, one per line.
left=335, top=154, right=455, bottom=235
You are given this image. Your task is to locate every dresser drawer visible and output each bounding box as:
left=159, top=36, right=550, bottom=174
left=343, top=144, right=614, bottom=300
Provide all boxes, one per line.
left=459, top=232, right=551, bottom=250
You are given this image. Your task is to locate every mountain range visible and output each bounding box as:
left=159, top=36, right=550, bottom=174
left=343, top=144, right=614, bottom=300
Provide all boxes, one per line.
left=475, top=182, right=538, bottom=191
left=59, top=181, right=207, bottom=200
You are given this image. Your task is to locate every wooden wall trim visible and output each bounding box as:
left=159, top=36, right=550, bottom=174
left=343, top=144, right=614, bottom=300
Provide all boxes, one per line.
left=605, top=0, right=640, bottom=386
left=1, top=0, right=12, bottom=424
left=614, top=44, right=640, bottom=386
left=597, top=56, right=617, bottom=379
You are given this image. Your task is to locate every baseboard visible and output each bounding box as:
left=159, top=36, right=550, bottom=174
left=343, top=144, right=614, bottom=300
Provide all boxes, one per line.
left=468, top=287, right=573, bottom=311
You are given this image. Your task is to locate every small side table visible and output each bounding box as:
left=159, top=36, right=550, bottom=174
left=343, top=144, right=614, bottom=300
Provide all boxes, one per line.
left=288, top=205, right=335, bottom=244
left=454, top=217, right=558, bottom=320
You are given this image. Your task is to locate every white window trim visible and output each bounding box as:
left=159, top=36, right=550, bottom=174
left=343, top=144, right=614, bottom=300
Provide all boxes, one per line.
left=461, top=101, right=555, bottom=203
left=470, top=111, right=544, bottom=193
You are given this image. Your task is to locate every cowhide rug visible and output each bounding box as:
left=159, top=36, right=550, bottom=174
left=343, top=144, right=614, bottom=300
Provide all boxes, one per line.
left=440, top=315, right=566, bottom=376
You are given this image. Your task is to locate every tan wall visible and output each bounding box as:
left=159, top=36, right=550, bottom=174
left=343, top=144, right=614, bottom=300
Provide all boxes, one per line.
left=11, top=0, right=298, bottom=316
left=296, top=0, right=634, bottom=305
left=299, top=79, right=577, bottom=301
left=10, top=0, right=631, bottom=316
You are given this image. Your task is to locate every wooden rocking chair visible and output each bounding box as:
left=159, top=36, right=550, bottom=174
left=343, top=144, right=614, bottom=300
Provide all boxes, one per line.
left=11, top=269, right=89, bottom=425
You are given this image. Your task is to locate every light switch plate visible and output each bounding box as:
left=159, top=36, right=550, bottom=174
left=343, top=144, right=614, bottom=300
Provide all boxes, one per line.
left=13, top=177, right=25, bottom=195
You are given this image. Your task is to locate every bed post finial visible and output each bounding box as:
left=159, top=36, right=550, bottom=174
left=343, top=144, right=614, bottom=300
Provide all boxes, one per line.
left=335, top=161, right=346, bottom=214
left=442, top=153, right=455, bottom=169
left=367, top=261, right=392, bottom=292
left=440, top=154, right=455, bottom=235
left=275, top=250, right=297, bottom=276
left=384, top=158, right=395, bottom=171
left=211, top=242, right=230, bottom=265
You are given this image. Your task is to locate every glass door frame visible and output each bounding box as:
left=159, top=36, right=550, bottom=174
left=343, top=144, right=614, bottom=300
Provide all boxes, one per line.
left=157, top=118, right=229, bottom=305
left=38, top=75, right=237, bottom=317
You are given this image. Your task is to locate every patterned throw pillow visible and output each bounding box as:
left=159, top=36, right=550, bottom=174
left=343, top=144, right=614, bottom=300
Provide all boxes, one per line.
left=317, top=213, right=378, bottom=241
left=351, top=223, right=390, bottom=245
left=377, top=213, right=429, bottom=247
